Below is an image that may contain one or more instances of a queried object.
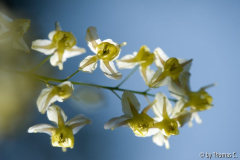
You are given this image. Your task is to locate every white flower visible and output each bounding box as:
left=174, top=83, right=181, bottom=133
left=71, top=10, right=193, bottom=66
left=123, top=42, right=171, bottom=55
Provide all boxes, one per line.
left=79, top=26, right=126, bottom=80
left=104, top=91, right=156, bottom=137
left=37, top=81, right=74, bottom=114
left=149, top=47, right=192, bottom=88
left=28, top=105, right=91, bottom=151
left=116, top=45, right=155, bottom=85
left=32, top=22, right=86, bottom=70
left=151, top=92, right=192, bottom=149
left=168, top=72, right=215, bottom=112
left=0, top=12, right=30, bottom=53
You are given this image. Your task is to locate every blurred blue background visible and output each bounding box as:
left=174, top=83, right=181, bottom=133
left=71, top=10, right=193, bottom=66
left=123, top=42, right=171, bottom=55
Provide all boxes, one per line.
left=0, top=0, right=239, bottom=160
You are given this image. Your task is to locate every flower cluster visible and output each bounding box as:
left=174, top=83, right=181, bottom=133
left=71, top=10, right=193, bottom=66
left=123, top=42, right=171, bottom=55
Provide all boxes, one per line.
left=0, top=12, right=214, bottom=151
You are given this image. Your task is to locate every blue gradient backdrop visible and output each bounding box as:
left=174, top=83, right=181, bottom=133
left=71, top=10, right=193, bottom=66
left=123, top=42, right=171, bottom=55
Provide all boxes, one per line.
left=1, top=0, right=240, bottom=160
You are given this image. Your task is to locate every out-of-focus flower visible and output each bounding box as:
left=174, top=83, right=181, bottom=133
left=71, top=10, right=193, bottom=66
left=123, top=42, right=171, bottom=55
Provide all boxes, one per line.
left=0, top=12, right=30, bottom=53
left=104, top=91, right=156, bottom=137
left=70, top=86, right=106, bottom=112
left=0, top=72, right=37, bottom=140
left=116, top=45, right=155, bottom=85
left=28, top=105, right=91, bottom=152
left=37, top=81, right=74, bottom=114
left=149, top=47, right=192, bottom=88
left=79, top=26, right=126, bottom=80
left=32, top=22, right=85, bottom=70
left=169, top=72, right=215, bottom=112
left=188, top=112, right=202, bottom=127
left=150, top=92, right=192, bottom=149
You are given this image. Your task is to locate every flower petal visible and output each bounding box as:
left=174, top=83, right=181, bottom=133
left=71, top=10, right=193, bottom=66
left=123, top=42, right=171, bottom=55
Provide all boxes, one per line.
left=48, top=31, right=56, bottom=40
left=173, top=110, right=192, bottom=127
left=47, top=105, right=67, bottom=125
left=36, top=87, right=60, bottom=114
left=179, top=58, right=192, bottom=72
left=85, top=26, right=101, bottom=53
left=102, top=39, right=118, bottom=46
left=179, top=72, right=191, bottom=93
left=50, top=52, right=65, bottom=68
left=152, top=131, right=169, bottom=149
left=171, top=99, right=186, bottom=117
left=153, top=93, right=172, bottom=118
left=144, top=128, right=160, bottom=137
left=100, top=60, right=122, bottom=80
left=12, top=37, right=30, bottom=53
left=28, top=124, right=55, bottom=135
left=116, top=54, right=138, bottom=69
left=64, top=45, right=86, bottom=58
left=0, top=12, right=13, bottom=22
left=55, top=22, right=61, bottom=31
left=66, top=114, right=91, bottom=134
left=32, top=39, right=55, bottom=55
left=104, top=115, right=131, bottom=130
left=122, top=91, right=140, bottom=116
left=58, top=81, right=74, bottom=89
left=154, top=47, right=169, bottom=68
left=139, top=65, right=155, bottom=86
left=79, top=55, right=98, bottom=73
left=189, top=112, right=202, bottom=127
left=149, top=69, right=169, bottom=88
left=168, top=80, right=186, bottom=100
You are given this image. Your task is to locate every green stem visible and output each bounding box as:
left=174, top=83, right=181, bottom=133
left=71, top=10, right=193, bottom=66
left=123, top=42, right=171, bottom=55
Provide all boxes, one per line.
left=144, top=88, right=151, bottom=93
left=144, top=95, right=151, bottom=104
left=0, top=69, right=177, bottom=102
left=111, top=90, right=122, bottom=100
left=30, top=55, right=52, bottom=72
left=116, top=65, right=139, bottom=88
left=65, top=69, right=80, bottom=81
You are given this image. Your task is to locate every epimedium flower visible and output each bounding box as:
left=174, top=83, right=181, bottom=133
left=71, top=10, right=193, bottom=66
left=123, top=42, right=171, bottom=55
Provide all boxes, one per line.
left=116, top=45, right=155, bottom=85
left=32, top=22, right=86, bottom=70
left=0, top=12, right=30, bottom=53
left=104, top=91, right=156, bottom=137
left=149, top=47, right=192, bottom=88
left=150, top=92, right=192, bottom=149
left=37, top=81, right=74, bottom=114
left=28, top=105, right=91, bottom=152
left=79, top=26, right=127, bottom=80
left=169, top=72, right=215, bottom=112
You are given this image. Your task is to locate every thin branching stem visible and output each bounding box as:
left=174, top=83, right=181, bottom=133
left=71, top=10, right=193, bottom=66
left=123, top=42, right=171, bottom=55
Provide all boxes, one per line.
left=65, top=69, right=80, bottom=81
left=144, top=88, right=151, bottom=93
left=111, top=90, right=122, bottom=100
left=30, top=55, right=52, bottom=72
left=144, top=95, right=151, bottom=104
left=116, top=65, right=139, bottom=88
left=0, top=69, right=177, bottom=102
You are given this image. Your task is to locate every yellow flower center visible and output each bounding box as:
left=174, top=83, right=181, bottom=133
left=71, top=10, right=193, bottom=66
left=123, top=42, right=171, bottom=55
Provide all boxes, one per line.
left=187, top=90, right=213, bottom=111
left=127, top=97, right=154, bottom=137
left=128, top=113, right=154, bottom=137
left=155, top=118, right=179, bottom=136
left=163, top=57, right=183, bottom=80
left=135, top=45, right=155, bottom=66
left=51, top=31, right=77, bottom=69
left=51, top=127, right=74, bottom=148
left=96, top=42, right=120, bottom=61
left=55, top=84, right=73, bottom=99
left=52, top=31, right=76, bottom=51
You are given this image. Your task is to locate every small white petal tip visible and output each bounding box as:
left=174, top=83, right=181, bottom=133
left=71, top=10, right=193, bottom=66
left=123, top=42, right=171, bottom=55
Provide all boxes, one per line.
left=119, top=42, right=127, bottom=47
